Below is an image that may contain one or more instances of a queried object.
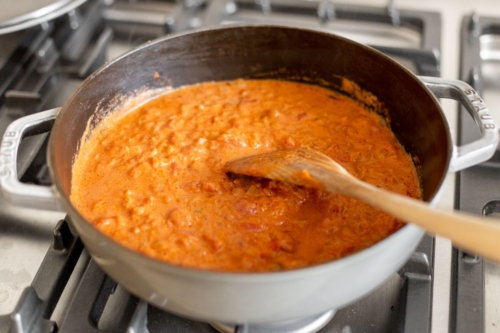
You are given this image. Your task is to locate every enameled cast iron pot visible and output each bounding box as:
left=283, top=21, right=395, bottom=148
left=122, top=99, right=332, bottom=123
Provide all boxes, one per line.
left=0, top=26, right=498, bottom=324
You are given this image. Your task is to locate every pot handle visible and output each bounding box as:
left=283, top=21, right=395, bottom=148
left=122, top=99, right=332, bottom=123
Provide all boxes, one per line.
left=419, top=76, right=499, bottom=172
left=0, top=108, right=63, bottom=211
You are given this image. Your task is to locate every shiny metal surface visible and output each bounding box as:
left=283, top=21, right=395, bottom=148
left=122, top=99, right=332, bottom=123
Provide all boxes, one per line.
left=419, top=76, right=497, bottom=172
left=210, top=310, right=335, bottom=332
left=0, top=192, right=64, bottom=315
left=0, top=109, right=62, bottom=211
left=481, top=39, right=500, bottom=123
left=0, top=0, right=72, bottom=26
left=480, top=34, right=500, bottom=62
left=0, top=0, right=88, bottom=35
left=0, top=0, right=107, bottom=314
left=0, top=106, right=67, bottom=316
left=223, top=11, right=421, bottom=48
left=202, top=0, right=441, bottom=77
left=456, top=14, right=500, bottom=333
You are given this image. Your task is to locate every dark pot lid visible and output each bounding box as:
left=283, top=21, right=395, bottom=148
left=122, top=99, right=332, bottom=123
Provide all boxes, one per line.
left=0, top=0, right=87, bottom=34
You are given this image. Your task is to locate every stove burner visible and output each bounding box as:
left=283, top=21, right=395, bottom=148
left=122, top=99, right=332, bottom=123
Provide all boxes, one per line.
left=202, top=0, right=441, bottom=76
left=209, top=310, right=335, bottom=333
left=0, top=1, right=444, bottom=332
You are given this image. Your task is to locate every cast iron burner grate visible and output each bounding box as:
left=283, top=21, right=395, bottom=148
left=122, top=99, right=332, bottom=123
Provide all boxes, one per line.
left=202, top=0, right=441, bottom=77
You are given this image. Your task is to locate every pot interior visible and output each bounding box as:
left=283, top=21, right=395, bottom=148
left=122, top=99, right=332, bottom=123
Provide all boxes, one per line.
left=50, top=25, right=450, bottom=204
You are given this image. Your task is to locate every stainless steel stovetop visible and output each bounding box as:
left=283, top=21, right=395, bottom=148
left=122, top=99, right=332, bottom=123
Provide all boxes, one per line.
left=0, top=1, right=499, bottom=332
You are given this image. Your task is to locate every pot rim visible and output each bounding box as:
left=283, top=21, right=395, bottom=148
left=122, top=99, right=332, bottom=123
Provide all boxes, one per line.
left=48, top=24, right=449, bottom=280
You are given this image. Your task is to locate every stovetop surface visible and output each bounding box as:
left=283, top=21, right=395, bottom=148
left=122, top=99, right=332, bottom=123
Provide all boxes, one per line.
left=1, top=0, right=500, bottom=332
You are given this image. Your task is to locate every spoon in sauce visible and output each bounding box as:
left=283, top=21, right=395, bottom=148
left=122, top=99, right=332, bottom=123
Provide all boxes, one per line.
left=226, top=147, right=500, bottom=263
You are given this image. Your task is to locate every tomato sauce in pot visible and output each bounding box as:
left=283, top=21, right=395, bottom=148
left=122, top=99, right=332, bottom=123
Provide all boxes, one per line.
left=71, top=79, right=422, bottom=272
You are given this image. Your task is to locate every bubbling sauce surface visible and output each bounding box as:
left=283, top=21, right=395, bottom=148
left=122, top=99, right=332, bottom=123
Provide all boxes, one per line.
left=71, top=79, right=421, bottom=272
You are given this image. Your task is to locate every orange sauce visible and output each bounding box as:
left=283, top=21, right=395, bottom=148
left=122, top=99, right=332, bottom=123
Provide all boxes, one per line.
left=71, top=79, right=421, bottom=272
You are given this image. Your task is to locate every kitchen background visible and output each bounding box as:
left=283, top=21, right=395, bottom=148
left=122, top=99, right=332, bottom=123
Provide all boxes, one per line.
left=0, top=0, right=500, bottom=332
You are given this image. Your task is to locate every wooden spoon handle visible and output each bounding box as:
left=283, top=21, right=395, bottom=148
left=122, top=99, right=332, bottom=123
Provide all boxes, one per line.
left=317, top=165, right=500, bottom=262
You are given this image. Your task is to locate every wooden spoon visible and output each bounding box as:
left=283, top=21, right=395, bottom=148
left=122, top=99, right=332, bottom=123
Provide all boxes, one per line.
left=226, top=147, right=500, bottom=263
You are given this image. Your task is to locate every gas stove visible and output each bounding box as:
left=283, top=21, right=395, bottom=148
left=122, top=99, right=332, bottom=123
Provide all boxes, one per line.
left=0, top=1, right=498, bottom=332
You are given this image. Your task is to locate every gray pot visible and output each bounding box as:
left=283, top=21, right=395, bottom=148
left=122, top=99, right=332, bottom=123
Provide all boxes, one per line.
left=0, top=25, right=497, bottom=324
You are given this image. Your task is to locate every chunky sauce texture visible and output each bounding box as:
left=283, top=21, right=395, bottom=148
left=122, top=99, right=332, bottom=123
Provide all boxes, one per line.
left=71, top=79, right=422, bottom=272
